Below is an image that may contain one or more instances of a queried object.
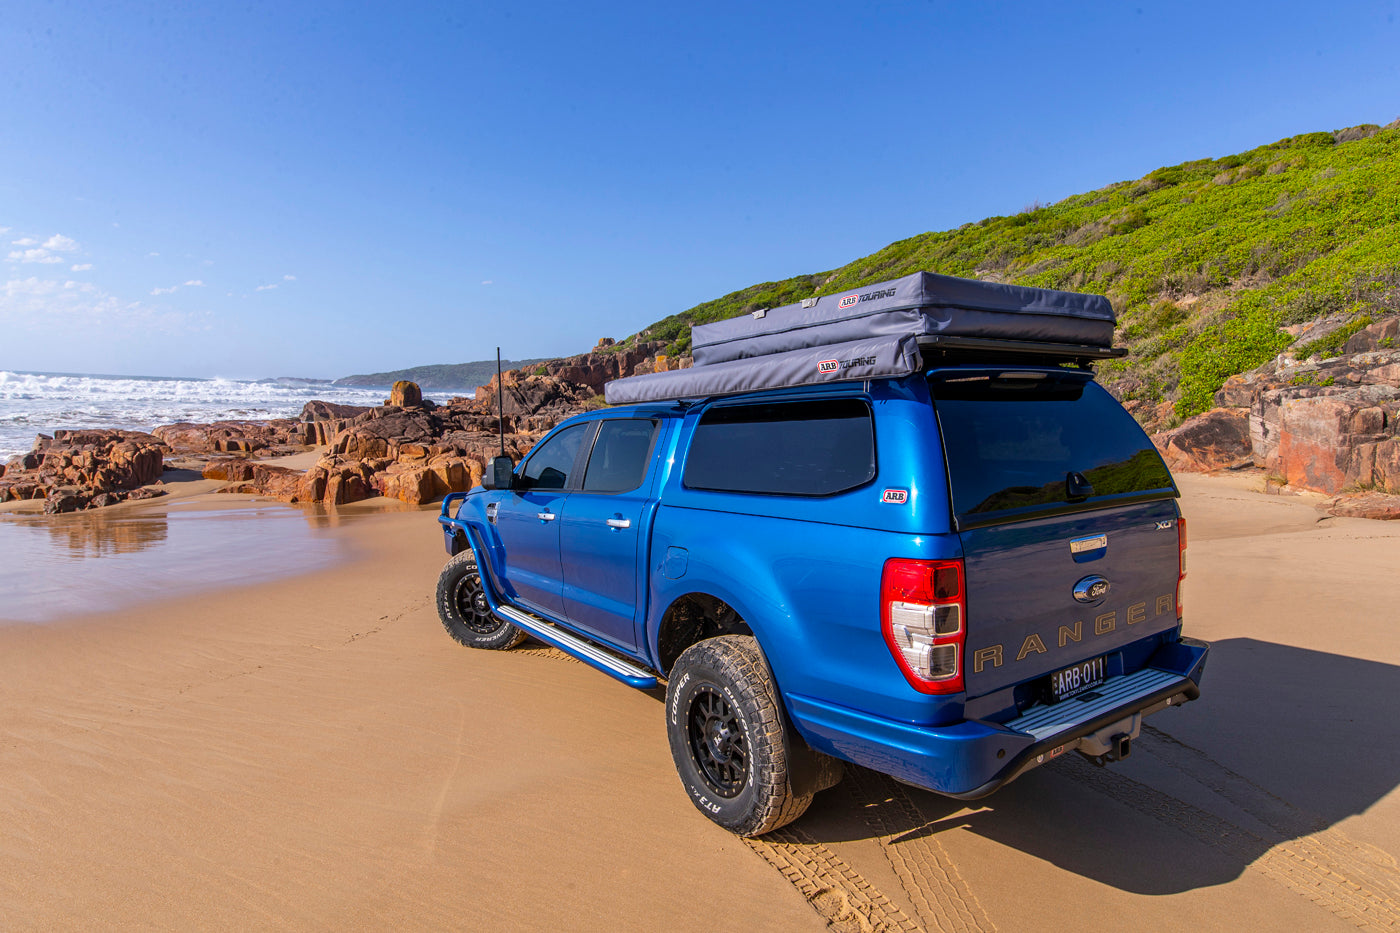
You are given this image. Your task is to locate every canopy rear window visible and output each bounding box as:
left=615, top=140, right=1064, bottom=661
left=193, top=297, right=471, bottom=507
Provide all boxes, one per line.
left=930, top=370, right=1175, bottom=528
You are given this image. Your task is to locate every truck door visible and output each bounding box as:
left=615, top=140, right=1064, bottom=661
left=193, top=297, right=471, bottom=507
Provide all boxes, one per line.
left=493, top=422, right=591, bottom=616
left=560, top=418, right=661, bottom=651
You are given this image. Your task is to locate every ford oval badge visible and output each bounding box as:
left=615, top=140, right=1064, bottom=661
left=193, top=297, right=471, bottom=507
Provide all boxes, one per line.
left=1073, top=575, right=1111, bottom=604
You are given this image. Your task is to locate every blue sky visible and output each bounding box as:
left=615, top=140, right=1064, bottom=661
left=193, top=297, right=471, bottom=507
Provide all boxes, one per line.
left=2, top=1, right=1397, bottom=379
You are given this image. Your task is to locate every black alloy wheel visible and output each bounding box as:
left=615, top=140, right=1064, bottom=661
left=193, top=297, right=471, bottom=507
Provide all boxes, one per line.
left=686, top=685, right=748, bottom=797
left=435, top=550, right=526, bottom=650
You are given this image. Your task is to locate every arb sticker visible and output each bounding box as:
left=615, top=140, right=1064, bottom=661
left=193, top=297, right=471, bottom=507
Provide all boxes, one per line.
left=838, top=294, right=859, bottom=309
left=882, top=488, right=909, bottom=504
left=817, top=359, right=839, bottom=374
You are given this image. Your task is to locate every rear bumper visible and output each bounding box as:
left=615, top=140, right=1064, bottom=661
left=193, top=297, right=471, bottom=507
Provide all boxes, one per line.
left=788, top=637, right=1208, bottom=798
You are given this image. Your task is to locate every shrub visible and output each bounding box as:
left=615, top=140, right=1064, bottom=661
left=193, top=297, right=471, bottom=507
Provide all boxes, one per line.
left=1294, top=316, right=1373, bottom=359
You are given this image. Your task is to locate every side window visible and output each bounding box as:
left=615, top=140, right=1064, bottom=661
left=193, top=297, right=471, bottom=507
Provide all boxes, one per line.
left=520, top=423, right=589, bottom=490
left=582, top=420, right=658, bottom=493
left=683, top=399, right=875, bottom=497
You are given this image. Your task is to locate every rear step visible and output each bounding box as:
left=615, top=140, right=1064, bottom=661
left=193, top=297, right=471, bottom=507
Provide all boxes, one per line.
left=493, top=604, right=659, bottom=690
left=1003, top=667, right=1185, bottom=741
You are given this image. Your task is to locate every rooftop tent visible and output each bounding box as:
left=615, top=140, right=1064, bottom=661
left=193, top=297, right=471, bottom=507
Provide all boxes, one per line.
left=604, top=271, right=1118, bottom=405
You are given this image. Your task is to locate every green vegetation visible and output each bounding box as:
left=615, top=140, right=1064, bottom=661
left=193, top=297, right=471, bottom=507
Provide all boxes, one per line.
left=632, top=120, right=1400, bottom=418
left=335, top=358, right=548, bottom=391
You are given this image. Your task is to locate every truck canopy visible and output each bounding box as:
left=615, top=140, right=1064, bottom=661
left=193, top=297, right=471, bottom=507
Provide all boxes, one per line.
left=605, top=271, right=1118, bottom=405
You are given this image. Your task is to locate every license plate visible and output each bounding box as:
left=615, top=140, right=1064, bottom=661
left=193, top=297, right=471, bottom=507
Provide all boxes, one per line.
left=1049, top=655, right=1107, bottom=702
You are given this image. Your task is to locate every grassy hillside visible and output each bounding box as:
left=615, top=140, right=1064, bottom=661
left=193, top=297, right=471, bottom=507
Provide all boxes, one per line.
left=335, top=358, right=547, bottom=391
left=630, top=120, right=1400, bottom=421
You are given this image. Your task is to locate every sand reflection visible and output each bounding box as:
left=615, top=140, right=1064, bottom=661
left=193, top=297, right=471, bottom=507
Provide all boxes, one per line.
left=0, top=501, right=347, bottom=623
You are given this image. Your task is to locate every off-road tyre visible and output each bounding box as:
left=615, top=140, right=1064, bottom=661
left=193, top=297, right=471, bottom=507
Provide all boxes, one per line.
left=665, top=635, right=813, bottom=837
left=436, top=550, right=526, bottom=650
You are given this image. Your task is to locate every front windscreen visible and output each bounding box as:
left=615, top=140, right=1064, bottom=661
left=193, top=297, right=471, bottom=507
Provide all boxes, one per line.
left=930, top=371, right=1175, bottom=527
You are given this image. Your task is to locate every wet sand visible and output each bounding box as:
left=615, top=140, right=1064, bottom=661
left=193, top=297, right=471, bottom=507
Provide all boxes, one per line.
left=1, top=473, right=1398, bottom=930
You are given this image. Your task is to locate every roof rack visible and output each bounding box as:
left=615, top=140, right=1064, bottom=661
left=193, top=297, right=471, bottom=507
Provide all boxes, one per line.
left=918, top=335, right=1128, bottom=366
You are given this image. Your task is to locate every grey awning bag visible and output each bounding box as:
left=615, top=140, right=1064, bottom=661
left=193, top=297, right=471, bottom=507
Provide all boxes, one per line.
left=605, top=334, right=922, bottom=405
left=692, top=271, right=1114, bottom=366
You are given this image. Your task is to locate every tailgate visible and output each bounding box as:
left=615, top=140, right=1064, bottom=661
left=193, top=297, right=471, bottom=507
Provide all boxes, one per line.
left=960, top=501, right=1181, bottom=698
left=927, top=367, right=1181, bottom=700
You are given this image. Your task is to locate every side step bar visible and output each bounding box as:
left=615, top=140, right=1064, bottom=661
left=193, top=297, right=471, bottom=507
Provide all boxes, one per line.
left=493, top=603, right=659, bottom=690
left=459, top=521, right=658, bottom=690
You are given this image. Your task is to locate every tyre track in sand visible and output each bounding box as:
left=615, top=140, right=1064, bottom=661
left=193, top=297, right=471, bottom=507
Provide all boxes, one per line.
left=1053, top=728, right=1400, bottom=930
left=745, top=826, right=922, bottom=933
left=844, top=767, right=996, bottom=933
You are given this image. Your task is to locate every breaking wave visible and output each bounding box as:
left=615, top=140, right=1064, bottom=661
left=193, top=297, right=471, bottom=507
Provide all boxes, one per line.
left=0, top=371, right=403, bottom=461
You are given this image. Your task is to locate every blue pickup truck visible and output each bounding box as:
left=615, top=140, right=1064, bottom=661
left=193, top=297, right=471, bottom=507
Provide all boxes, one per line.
left=437, top=272, right=1207, bottom=836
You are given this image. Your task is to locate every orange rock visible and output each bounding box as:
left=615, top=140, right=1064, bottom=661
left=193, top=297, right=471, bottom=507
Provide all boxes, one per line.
left=388, top=380, right=423, bottom=408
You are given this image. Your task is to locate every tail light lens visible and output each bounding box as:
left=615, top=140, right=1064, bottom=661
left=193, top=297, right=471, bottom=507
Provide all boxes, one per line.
left=881, top=558, right=966, bottom=694
left=1177, top=517, right=1187, bottom=620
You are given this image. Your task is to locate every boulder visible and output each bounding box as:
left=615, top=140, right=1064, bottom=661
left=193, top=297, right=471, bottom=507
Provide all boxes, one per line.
left=388, top=380, right=424, bottom=408
left=127, top=487, right=166, bottom=500
left=1152, top=408, right=1253, bottom=472
left=1323, top=492, right=1400, bottom=520
left=43, top=488, right=87, bottom=514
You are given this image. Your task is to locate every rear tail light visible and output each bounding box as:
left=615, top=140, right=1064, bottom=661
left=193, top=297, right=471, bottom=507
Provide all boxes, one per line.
left=881, top=558, right=966, bottom=694
left=1177, top=517, right=1187, bottom=620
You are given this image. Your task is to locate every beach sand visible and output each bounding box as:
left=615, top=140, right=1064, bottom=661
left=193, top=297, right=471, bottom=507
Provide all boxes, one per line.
left=2, top=473, right=1398, bottom=930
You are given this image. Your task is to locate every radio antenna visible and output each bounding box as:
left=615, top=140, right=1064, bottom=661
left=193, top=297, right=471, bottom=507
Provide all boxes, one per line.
left=496, top=347, right=505, bottom=458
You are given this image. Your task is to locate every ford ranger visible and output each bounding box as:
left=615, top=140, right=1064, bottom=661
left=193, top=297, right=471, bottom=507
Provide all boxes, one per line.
left=435, top=271, right=1208, bottom=836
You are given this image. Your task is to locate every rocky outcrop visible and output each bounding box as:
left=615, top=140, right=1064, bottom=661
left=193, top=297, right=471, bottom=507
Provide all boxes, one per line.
left=1152, top=408, right=1253, bottom=472
left=472, top=374, right=599, bottom=434
left=154, top=419, right=314, bottom=454
left=15, top=338, right=691, bottom=512
left=1, top=430, right=168, bottom=508
left=1322, top=491, right=1400, bottom=520
left=517, top=341, right=668, bottom=393
left=1157, top=319, right=1400, bottom=510
left=299, top=400, right=374, bottom=446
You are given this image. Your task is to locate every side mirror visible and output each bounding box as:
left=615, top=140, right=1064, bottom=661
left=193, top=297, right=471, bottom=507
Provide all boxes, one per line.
left=481, top=456, right=515, bottom=491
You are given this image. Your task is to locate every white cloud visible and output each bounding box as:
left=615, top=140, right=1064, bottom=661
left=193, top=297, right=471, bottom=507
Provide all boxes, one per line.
left=8, top=249, right=64, bottom=264
left=71, top=263, right=93, bottom=271
left=283, top=273, right=296, bottom=281
left=147, top=251, right=160, bottom=257
left=151, top=286, right=178, bottom=295
left=481, top=279, right=494, bottom=285
left=42, top=234, right=78, bottom=251
left=3, top=276, right=197, bottom=335
left=183, top=279, right=205, bottom=287
left=255, top=283, right=278, bottom=291
left=11, top=237, right=38, bottom=247
left=0, top=227, right=10, bottom=234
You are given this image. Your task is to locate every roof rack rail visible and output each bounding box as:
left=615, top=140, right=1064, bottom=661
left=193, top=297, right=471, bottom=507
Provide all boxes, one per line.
left=917, top=334, right=1128, bottom=364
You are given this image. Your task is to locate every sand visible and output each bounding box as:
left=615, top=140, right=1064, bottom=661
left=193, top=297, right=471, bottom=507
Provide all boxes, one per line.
left=1, top=472, right=1398, bottom=931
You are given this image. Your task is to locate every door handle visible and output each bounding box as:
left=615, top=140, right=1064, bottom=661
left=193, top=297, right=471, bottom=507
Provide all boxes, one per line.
left=606, top=517, right=631, bottom=529
left=537, top=511, right=556, bottom=522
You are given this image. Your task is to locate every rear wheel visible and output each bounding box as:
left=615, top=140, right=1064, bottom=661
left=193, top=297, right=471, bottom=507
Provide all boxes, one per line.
left=665, top=635, right=813, bottom=836
left=436, top=550, right=526, bottom=650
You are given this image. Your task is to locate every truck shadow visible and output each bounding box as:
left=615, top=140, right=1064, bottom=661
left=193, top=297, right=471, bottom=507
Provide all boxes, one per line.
left=790, top=637, right=1400, bottom=896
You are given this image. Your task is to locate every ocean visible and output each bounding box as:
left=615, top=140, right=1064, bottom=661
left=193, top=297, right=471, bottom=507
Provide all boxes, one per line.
left=0, top=370, right=435, bottom=461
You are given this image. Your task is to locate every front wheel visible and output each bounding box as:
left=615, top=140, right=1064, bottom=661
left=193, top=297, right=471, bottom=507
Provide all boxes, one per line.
left=665, top=635, right=813, bottom=836
left=435, top=550, right=526, bottom=650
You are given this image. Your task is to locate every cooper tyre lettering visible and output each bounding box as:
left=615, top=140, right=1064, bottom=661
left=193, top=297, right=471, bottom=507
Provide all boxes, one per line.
left=435, top=550, right=527, bottom=650
left=664, top=635, right=813, bottom=837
